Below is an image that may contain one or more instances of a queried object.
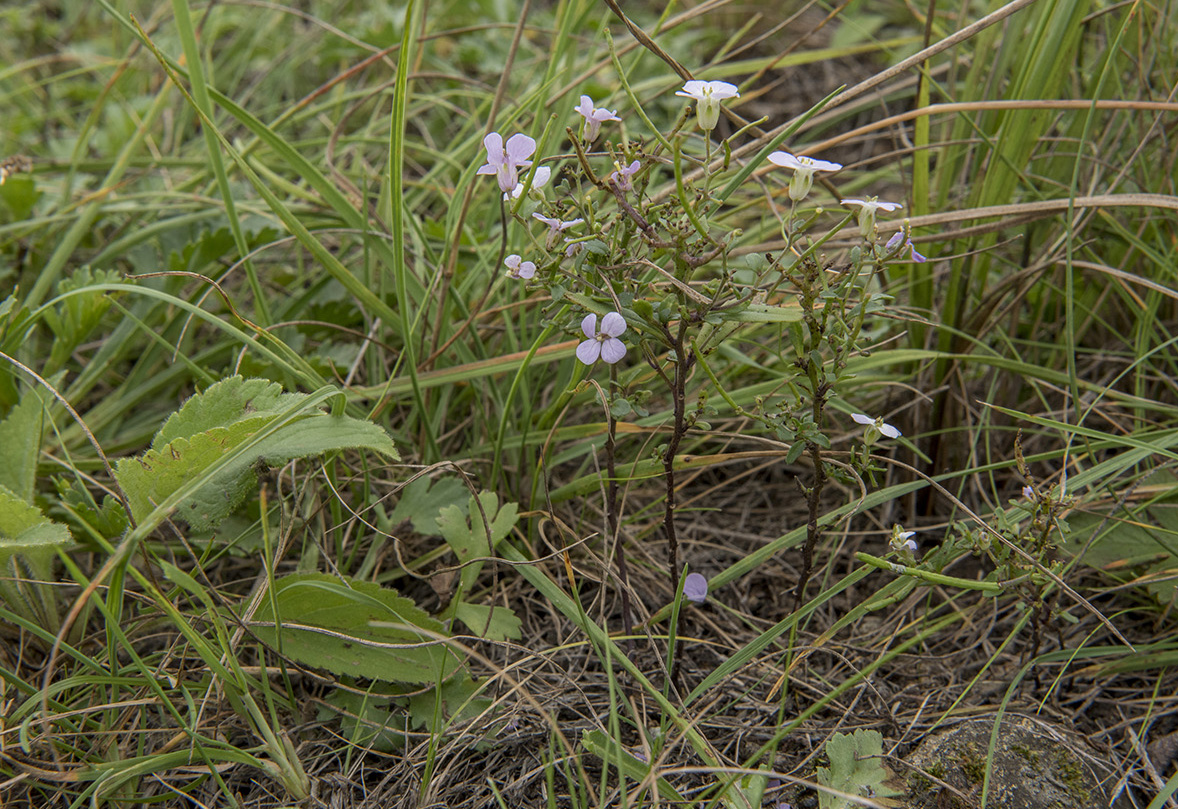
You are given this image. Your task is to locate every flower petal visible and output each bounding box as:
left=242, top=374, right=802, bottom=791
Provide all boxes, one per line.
left=575, top=95, right=594, bottom=117
left=683, top=572, right=708, bottom=603
left=580, top=313, right=598, bottom=340
left=518, top=261, right=536, bottom=279
left=601, top=311, right=626, bottom=337
left=850, top=413, right=874, bottom=427
left=600, top=337, right=627, bottom=364
left=482, top=132, right=504, bottom=164
left=504, top=133, right=536, bottom=164
left=576, top=339, right=602, bottom=365
left=879, top=422, right=902, bottom=439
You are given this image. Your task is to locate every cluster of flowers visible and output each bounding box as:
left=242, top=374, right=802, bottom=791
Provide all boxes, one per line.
left=476, top=80, right=918, bottom=436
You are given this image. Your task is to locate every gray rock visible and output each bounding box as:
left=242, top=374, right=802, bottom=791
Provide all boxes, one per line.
left=903, top=715, right=1109, bottom=809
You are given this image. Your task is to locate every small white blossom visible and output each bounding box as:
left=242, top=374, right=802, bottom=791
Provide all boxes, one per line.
left=768, top=151, right=842, bottom=201
left=533, top=212, right=584, bottom=249
left=576, top=312, right=627, bottom=365
left=851, top=412, right=901, bottom=440
left=504, top=254, right=536, bottom=280
left=574, top=95, right=621, bottom=144
left=841, top=197, right=903, bottom=238
left=477, top=132, right=535, bottom=193
left=675, top=80, right=740, bottom=131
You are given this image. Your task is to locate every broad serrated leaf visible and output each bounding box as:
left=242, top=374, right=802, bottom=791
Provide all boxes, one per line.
left=0, top=382, right=53, bottom=503
left=115, top=377, right=397, bottom=531
left=387, top=475, right=468, bottom=535
left=454, top=602, right=522, bottom=641
left=0, top=485, right=70, bottom=630
left=153, top=376, right=303, bottom=449
left=437, top=492, right=519, bottom=590
left=251, top=573, right=460, bottom=684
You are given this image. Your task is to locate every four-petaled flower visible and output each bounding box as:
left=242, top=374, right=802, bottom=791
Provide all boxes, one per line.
left=676, top=80, right=740, bottom=131
left=574, top=95, right=621, bottom=144
left=768, top=151, right=843, bottom=201
left=608, top=159, right=641, bottom=193
left=533, top=212, right=584, bottom=249
left=504, top=254, right=536, bottom=280
left=683, top=572, right=708, bottom=604
left=477, top=132, right=536, bottom=193
left=885, top=228, right=928, bottom=263
left=576, top=311, right=627, bottom=365
left=841, top=197, right=903, bottom=238
left=506, top=166, right=551, bottom=201
left=851, top=412, right=901, bottom=441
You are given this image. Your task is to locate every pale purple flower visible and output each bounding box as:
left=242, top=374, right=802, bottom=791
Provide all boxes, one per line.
left=1022, top=484, right=1034, bottom=499
left=477, top=132, right=535, bottom=193
left=574, top=95, right=621, bottom=144
left=851, top=412, right=901, bottom=440
left=768, top=151, right=842, bottom=201
left=576, top=312, right=627, bottom=365
left=683, top=572, right=708, bottom=604
left=608, top=159, right=641, bottom=193
left=885, top=228, right=928, bottom=262
left=564, top=237, right=583, bottom=258
left=533, top=212, right=584, bottom=249
left=676, top=80, right=740, bottom=131
left=841, top=197, right=903, bottom=238
left=506, top=166, right=551, bottom=201
left=504, top=254, right=536, bottom=280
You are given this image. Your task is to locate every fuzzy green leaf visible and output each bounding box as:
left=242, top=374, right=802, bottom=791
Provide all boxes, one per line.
left=251, top=573, right=461, bottom=684
left=0, top=384, right=52, bottom=504
left=115, top=377, right=397, bottom=530
left=0, top=485, right=70, bottom=630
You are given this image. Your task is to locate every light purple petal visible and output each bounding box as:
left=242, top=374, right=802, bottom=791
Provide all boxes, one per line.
left=676, top=80, right=707, bottom=99
left=909, top=245, right=928, bottom=263
left=703, top=80, right=739, bottom=100
left=879, top=422, right=902, bottom=439
left=576, top=339, right=601, bottom=365
left=533, top=213, right=559, bottom=229
left=683, top=572, right=708, bottom=603
left=580, top=313, right=598, bottom=340
left=504, top=254, right=521, bottom=271
left=482, top=132, right=504, bottom=165
left=575, top=95, right=594, bottom=118
left=518, top=261, right=536, bottom=279
left=885, top=231, right=904, bottom=250
left=851, top=413, right=874, bottom=427
left=600, top=337, right=627, bottom=364
left=601, top=311, right=626, bottom=337
left=504, top=133, right=536, bottom=165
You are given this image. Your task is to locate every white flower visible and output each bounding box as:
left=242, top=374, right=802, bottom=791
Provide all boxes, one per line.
left=574, top=95, right=621, bottom=144
left=505, top=166, right=551, bottom=200
left=851, top=412, right=901, bottom=440
left=841, top=197, right=902, bottom=238
left=675, top=80, right=740, bottom=131
left=504, top=254, right=536, bottom=280
left=768, top=151, right=842, bottom=201
left=476, top=132, right=535, bottom=193
left=576, top=312, right=627, bottom=365
left=533, top=212, right=584, bottom=249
